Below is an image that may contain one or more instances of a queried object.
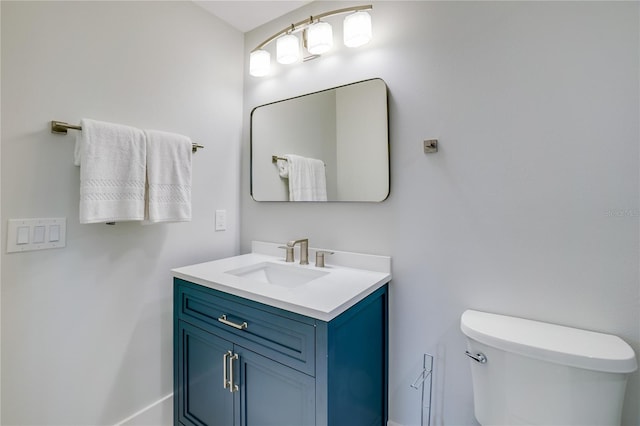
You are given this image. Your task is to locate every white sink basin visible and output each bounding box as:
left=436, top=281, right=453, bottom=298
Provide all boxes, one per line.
left=226, top=262, right=329, bottom=288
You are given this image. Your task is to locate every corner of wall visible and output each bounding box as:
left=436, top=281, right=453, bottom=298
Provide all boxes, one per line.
left=1, top=1, right=4, bottom=421
left=114, top=394, right=172, bottom=426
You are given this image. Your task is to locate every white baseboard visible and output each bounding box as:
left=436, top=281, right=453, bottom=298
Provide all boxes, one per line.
left=115, top=393, right=173, bottom=426
left=388, top=421, right=404, bottom=426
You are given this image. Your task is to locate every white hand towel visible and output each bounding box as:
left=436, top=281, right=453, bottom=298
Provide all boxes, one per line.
left=75, top=119, right=146, bottom=224
left=144, top=129, right=192, bottom=223
left=277, top=159, right=289, bottom=178
left=285, top=154, right=327, bottom=202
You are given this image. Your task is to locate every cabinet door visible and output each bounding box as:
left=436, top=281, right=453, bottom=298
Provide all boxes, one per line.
left=237, top=346, right=315, bottom=426
left=177, top=321, right=238, bottom=426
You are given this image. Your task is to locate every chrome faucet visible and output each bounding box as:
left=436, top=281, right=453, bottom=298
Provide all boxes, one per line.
left=287, top=238, right=309, bottom=265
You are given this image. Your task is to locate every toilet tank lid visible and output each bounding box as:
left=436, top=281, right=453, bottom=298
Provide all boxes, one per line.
left=460, top=310, right=637, bottom=373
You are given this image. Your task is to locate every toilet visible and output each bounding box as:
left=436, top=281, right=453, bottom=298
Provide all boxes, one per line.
left=460, top=309, right=637, bottom=426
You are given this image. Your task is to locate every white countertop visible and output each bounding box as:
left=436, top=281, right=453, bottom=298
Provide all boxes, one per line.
left=172, top=241, right=391, bottom=321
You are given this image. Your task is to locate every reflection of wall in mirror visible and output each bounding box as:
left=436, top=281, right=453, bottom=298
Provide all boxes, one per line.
left=336, top=80, right=388, bottom=201
left=251, top=79, right=388, bottom=202
left=252, top=91, right=337, bottom=201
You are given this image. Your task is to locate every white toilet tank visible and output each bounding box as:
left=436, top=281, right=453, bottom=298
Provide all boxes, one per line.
left=460, top=310, right=637, bottom=426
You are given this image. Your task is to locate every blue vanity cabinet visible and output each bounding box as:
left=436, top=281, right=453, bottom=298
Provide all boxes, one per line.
left=174, top=278, right=389, bottom=426
left=176, top=321, right=238, bottom=426
left=176, top=320, right=315, bottom=426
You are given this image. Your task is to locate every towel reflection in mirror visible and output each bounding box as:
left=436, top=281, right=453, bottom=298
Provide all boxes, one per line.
left=276, top=158, right=289, bottom=178
left=278, top=154, right=327, bottom=202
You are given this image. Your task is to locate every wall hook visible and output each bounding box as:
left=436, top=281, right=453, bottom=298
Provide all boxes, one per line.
left=424, top=139, right=438, bottom=154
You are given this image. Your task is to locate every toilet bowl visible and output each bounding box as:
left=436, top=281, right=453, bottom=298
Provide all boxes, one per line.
left=460, top=310, right=637, bottom=426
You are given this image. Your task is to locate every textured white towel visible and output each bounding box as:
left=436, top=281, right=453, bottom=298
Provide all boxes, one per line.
left=285, top=154, right=327, bottom=202
left=277, top=159, right=289, bottom=178
left=144, top=129, right=192, bottom=223
left=75, top=119, right=146, bottom=224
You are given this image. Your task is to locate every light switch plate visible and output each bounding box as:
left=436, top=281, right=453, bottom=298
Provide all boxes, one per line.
left=215, top=210, right=227, bottom=231
left=7, top=218, right=66, bottom=253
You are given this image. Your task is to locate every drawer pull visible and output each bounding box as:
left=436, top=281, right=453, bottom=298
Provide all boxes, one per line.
left=218, top=314, right=248, bottom=330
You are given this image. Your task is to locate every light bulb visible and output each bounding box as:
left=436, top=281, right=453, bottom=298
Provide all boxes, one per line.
left=307, top=21, right=333, bottom=55
left=343, top=10, right=372, bottom=48
left=249, top=50, right=270, bottom=77
left=276, top=34, right=300, bottom=64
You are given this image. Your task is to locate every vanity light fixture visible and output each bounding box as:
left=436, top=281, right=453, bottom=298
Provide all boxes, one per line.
left=249, top=50, right=271, bottom=77
left=343, top=10, right=373, bottom=47
left=307, top=20, right=333, bottom=55
left=249, top=4, right=373, bottom=77
left=276, top=30, right=300, bottom=64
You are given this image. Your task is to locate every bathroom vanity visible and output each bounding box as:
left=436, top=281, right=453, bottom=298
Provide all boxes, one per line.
left=172, top=242, right=391, bottom=426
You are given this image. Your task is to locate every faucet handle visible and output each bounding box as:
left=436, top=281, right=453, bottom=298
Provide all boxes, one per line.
left=315, top=250, right=334, bottom=268
left=278, top=246, right=295, bottom=263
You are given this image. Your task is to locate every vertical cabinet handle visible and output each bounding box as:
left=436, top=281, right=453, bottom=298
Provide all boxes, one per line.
left=223, top=350, right=232, bottom=389
left=222, top=350, right=239, bottom=392
left=229, top=353, right=239, bottom=393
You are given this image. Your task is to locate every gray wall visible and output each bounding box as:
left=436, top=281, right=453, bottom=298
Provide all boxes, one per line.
left=1, top=2, right=242, bottom=424
left=241, top=2, right=640, bottom=425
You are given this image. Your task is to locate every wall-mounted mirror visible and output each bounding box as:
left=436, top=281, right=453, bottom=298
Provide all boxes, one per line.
left=250, top=78, right=389, bottom=202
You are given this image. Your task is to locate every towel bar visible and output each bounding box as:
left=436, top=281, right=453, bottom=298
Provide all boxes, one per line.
left=272, top=155, right=326, bottom=167
left=51, top=120, right=204, bottom=153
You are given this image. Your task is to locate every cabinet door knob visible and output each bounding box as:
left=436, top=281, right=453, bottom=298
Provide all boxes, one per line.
left=218, top=314, right=248, bottom=330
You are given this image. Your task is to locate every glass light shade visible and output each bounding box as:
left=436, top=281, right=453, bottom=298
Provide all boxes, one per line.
left=276, top=34, right=300, bottom=64
left=343, top=11, right=372, bottom=48
left=307, top=21, right=333, bottom=55
left=249, top=50, right=270, bottom=77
